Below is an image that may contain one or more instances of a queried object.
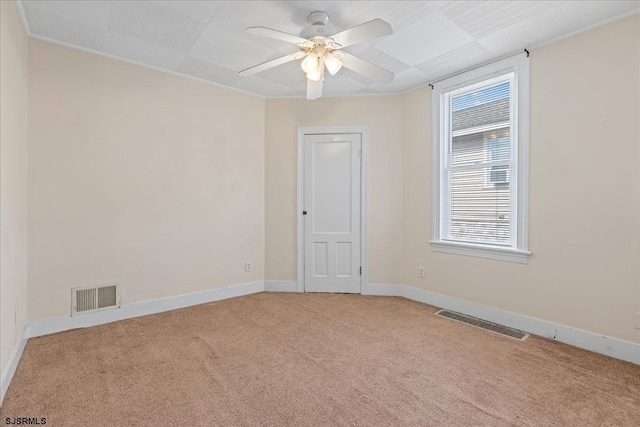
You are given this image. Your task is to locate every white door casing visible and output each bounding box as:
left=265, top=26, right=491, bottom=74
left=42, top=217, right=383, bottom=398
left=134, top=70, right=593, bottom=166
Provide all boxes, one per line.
left=299, top=129, right=366, bottom=293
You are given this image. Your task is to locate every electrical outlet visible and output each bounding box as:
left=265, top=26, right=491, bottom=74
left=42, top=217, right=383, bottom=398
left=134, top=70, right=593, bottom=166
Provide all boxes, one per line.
left=634, top=312, right=640, bottom=330
left=245, top=261, right=252, bottom=273
left=418, top=266, right=425, bottom=279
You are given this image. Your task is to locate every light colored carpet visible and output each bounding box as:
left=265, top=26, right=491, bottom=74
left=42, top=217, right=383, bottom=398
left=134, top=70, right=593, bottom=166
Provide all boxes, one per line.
left=1, top=293, right=639, bottom=426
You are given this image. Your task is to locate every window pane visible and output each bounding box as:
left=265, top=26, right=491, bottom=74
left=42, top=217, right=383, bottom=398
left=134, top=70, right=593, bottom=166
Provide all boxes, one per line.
left=449, top=166, right=510, bottom=243
left=446, top=79, right=512, bottom=245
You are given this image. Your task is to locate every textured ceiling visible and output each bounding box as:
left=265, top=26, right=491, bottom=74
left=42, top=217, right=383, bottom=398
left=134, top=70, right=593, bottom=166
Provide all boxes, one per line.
left=18, top=1, right=640, bottom=98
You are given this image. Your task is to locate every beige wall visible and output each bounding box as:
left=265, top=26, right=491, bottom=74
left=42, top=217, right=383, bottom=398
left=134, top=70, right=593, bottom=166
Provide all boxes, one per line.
left=0, top=1, right=29, bottom=376
left=265, top=96, right=404, bottom=285
left=402, top=14, right=640, bottom=344
left=27, top=39, right=265, bottom=322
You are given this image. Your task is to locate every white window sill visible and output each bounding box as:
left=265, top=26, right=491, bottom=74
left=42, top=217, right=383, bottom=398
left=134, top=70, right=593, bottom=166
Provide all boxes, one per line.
left=430, top=240, right=531, bottom=264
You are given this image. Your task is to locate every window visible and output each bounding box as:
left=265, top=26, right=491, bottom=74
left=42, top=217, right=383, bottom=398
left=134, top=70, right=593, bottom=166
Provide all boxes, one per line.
left=431, top=54, right=530, bottom=263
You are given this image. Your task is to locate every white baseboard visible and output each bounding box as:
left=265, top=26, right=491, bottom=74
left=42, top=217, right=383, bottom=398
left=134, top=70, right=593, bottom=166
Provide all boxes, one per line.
left=364, top=283, right=405, bottom=297
left=1, top=326, right=29, bottom=405
left=366, top=284, right=640, bottom=365
left=28, top=281, right=265, bottom=338
left=264, top=280, right=298, bottom=292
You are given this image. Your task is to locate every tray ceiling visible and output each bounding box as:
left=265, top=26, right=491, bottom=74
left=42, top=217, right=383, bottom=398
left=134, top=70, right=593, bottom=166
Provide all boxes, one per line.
left=18, top=1, right=640, bottom=98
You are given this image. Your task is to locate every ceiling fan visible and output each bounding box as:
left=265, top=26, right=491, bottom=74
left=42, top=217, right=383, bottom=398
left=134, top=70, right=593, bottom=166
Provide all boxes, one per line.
left=239, top=11, right=395, bottom=100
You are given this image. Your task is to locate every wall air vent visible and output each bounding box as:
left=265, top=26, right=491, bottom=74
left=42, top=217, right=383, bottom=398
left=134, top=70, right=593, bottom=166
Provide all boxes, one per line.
left=72, top=284, right=120, bottom=316
left=436, top=309, right=529, bottom=340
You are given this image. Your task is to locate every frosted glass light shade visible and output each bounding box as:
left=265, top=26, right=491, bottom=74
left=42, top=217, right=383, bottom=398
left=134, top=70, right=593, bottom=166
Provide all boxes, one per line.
left=324, top=53, right=342, bottom=75
left=307, top=69, right=323, bottom=81
left=301, top=54, right=319, bottom=74
left=307, top=60, right=324, bottom=81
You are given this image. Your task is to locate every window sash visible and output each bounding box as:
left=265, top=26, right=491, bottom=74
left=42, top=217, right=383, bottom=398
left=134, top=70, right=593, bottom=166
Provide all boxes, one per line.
left=440, top=73, right=517, bottom=248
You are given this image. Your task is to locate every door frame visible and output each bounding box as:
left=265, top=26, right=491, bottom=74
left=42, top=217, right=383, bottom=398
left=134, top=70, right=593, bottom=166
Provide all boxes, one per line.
left=296, top=126, right=369, bottom=294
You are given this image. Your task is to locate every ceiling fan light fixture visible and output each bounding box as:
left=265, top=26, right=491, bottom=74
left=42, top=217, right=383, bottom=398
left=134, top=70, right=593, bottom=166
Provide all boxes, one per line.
left=324, top=53, right=342, bottom=75
left=241, top=14, right=395, bottom=100
left=301, top=53, right=319, bottom=74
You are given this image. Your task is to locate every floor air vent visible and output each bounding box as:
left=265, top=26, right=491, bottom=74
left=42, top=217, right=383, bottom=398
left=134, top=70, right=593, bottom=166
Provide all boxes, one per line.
left=436, top=309, right=528, bottom=340
left=72, top=284, right=120, bottom=316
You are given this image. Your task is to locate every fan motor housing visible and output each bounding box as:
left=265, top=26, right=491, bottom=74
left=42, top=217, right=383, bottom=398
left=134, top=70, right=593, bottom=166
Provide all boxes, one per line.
left=300, top=11, right=330, bottom=39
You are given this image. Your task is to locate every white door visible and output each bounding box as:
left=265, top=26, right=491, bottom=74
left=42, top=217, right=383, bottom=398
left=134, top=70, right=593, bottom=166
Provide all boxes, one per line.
left=303, top=133, right=361, bottom=293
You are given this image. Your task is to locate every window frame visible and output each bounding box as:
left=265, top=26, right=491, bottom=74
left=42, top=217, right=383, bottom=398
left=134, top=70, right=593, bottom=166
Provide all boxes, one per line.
left=430, top=54, right=531, bottom=264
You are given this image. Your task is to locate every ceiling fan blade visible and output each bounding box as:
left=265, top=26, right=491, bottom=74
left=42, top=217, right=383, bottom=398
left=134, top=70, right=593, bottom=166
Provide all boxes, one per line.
left=327, top=18, right=392, bottom=48
left=338, top=52, right=394, bottom=84
left=239, top=52, right=305, bottom=77
left=246, top=26, right=313, bottom=47
left=307, top=79, right=323, bottom=100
